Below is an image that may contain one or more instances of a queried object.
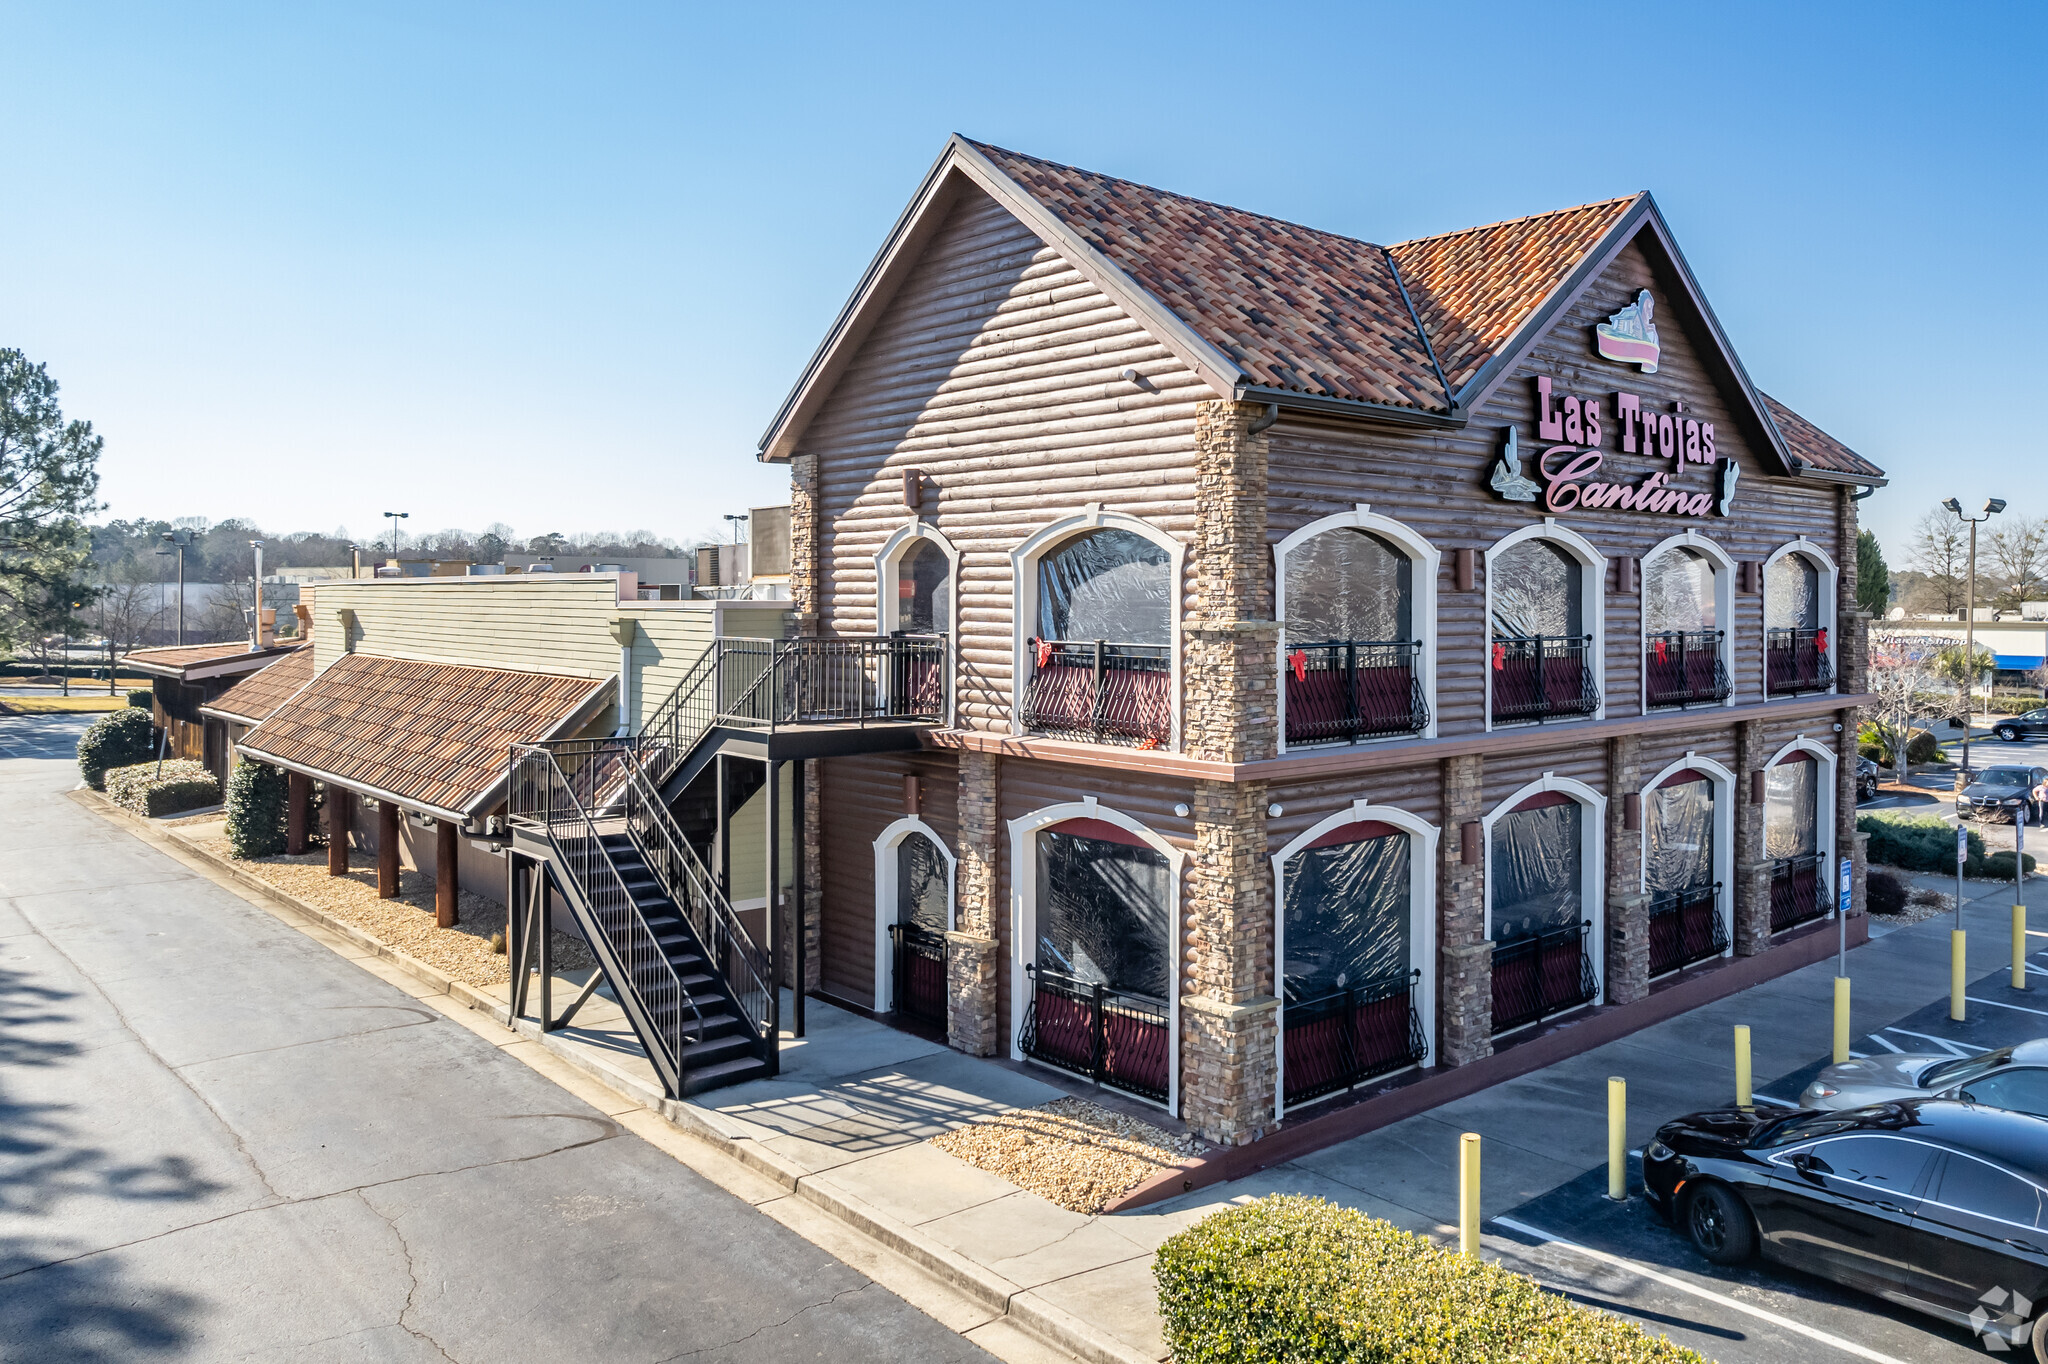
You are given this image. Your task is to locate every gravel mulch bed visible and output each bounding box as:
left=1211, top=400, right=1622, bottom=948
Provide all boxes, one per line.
left=930, top=1096, right=1205, bottom=1215
left=189, top=833, right=593, bottom=990
left=1870, top=886, right=1956, bottom=928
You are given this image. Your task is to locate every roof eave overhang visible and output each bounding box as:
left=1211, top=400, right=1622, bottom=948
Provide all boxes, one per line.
left=231, top=746, right=473, bottom=824
left=1234, top=384, right=1465, bottom=431
left=1790, top=462, right=1889, bottom=488
left=198, top=706, right=265, bottom=726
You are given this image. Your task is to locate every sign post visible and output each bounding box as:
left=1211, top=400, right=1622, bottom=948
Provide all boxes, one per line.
left=2016, top=808, right=2028, bottom=993
left=1954, top=823, right=1969, bottom=1022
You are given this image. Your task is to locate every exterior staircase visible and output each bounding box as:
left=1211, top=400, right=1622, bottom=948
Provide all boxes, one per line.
left=506, top=633, right=944, bottom=1099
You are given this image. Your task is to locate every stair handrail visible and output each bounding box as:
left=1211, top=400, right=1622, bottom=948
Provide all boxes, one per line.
left=510, top=742, right=705, bottom=1078
left=615, top=747, right=775, bottom=1044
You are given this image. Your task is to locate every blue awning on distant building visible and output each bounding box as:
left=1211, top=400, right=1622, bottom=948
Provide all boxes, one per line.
left=1993, top=654, right=2046, bottom=670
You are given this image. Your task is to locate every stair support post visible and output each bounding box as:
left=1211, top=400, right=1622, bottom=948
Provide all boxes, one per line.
left=792, top=758, right=806, bottom=1040
left=764, top=756, right=781, bottom=1061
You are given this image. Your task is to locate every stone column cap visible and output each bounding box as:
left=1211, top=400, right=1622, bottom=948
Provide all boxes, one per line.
left=944, top=929, right=997, bottom=947
left=1180, top=993, right=1279, bottom=1019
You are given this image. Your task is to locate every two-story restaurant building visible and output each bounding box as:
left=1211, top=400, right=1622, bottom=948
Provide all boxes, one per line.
left=756, top=136, right=1885, bottom=1146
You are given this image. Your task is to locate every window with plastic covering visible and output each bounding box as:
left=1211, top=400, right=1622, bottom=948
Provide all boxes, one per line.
left=1645, top=772, right=1726, bottom=974
left=1490, top=539, right=1596, bottom=723
left=1019, top=823, right=1173, bottom=1100
left=1280, top=822, right=1426, bottom=1102
left=1282, top=530, right=1426, bottom=743
left=895, top=538, right=950, bottom=634
left=1489, top=795, right=1597, bottom=1032
left=1643, top=548, right=1728, bottom=707
left=1766, top=552, right=1831, bottom=695
left=1023, top=529, right=1173, bottom=746
left=889, top=831, right=950, bottom=1027
left=1766, top=754, right=1825, bottom=931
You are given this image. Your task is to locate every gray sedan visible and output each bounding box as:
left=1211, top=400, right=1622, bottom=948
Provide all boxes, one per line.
left=1800, top=1039, right=2048, bottom=1113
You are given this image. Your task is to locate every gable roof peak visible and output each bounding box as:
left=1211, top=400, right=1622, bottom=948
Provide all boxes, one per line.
left=1391, top=191, right=1648, bottom=251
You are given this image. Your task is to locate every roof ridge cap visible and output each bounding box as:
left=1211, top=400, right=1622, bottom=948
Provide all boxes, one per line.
left=1389, top=193, right=1645, bottom=252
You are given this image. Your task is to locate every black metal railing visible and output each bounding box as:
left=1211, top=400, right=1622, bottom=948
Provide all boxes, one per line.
left=888, top=922, right=949, bottom=1030
left=1769, top=853, right=1828, bottom=933
left=1648, top=882, right=1728, bottom=978
left=1490, top=920, right=1598, bottom=1035
left=640, top=634, right=947, bottom=786
left=1282, top=969, right=1428, bottom=1106
left=506, top=743, right=704, bottom=1092
left=1017, top=964, right=1171, bottom=1102
left=1283, top=639, right=1429, bottom=745
left=1765, top=627, right=1833, bottom=697
left=1490, top=635, right=1599, bottom=724
left=1020, top=639, right=1171, bottom=748
left=1644, top=630, right=1731, bottom=708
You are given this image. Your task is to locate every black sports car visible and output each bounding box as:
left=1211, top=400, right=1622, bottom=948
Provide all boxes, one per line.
left=1645, top=1100, right=2048, bottom=1355
left=1995, top=709, right=2048, bottom=743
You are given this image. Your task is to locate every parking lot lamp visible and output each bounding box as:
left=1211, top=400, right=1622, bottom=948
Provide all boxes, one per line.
left=1942, top=497, right=2004, bottom=776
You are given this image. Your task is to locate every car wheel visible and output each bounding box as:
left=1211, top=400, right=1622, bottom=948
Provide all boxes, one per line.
left=2034, top=1307, right=2048, bottom=1364
left=1999, top=726, right=2020, bottom=742
left=1683, top=1183, right=1756, bottom=1265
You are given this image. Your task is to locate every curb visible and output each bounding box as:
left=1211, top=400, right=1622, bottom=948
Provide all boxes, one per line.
left=71, top=788, right=1154, bottom=1364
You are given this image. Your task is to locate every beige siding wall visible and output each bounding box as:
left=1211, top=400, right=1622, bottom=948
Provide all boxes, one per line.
left=796, top=186, right=1213, bottom=736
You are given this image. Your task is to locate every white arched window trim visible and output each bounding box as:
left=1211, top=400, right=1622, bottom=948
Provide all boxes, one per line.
left=1269, top=800, right=1440, bottom=1116
left=874, top=520, right=960, bottom=725
left=1481, top=773, right=1608, bottom=1007
left=1271, top=505, right=1440, bottom=750
left=1639, top=752, right=1736, bottom=969
left=1764, top=735, right=1841, bottom=927
left=1639, top=530, right=1737, bottom=714
left=872, top=814, right=957, bottom=1015
left=1762, top=538, right=1841, bottom=702
left=1009, top=507, right=1185, bottom=752
left=1007, top=795, right=1185, bottom=1114
left=1482, top=518, right=1609, bottom=731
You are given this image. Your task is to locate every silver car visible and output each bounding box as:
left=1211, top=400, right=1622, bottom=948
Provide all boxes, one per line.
left=1800, top=1039, right=2048, bottom=1114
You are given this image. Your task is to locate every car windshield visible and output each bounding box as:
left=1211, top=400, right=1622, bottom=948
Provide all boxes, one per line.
left=1921, top=1046, right=2016, bottom=1088
left=1757, top=1112, right=1871, bottom=1148
left=1980, top=769, right=2031, bottom=788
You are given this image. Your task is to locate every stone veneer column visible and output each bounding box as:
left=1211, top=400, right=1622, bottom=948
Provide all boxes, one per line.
left=1438, top=754, right=1491, bottom=1066
left=789, top=451, right=820, bottom=639
left=1734, top=718, right=1772, bottom=955
left=1605, top=736, right=1649, bottom=1005
left=946, top=750, right=1000, bottom=1056
left=1178, top=400, right=1281, bottom=1144
left=1181, top=780, right=1276, bottom=1145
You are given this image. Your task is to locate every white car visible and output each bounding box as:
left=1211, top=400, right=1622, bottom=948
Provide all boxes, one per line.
left=1800, top=1039, right=2048, bottom=1115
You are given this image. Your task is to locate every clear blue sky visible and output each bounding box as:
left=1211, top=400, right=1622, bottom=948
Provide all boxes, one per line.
left=2, top=2, right=2040, bottom=562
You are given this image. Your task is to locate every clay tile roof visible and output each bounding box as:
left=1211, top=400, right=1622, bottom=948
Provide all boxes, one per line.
left=1760, top=394, right=1886, bottom=481
left=969, top=140, right=1454, bottom=412
left=1388, top=197, right=1643, bottom=394
left=201, top=649, right=315, bottom=725
left=239, top=654, right=610, bottom=818
left=125, top=641, right=303, bottom=678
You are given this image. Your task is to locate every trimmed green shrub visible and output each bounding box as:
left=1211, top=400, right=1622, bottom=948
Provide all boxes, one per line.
left=1855, top=725, right=1940, bottom=768
left=1155, top=1196, right=1706, bottom=1364
left=1866, top=868, right=1910, bottom=915
left=104, top=760, right=220, bottom=817
left=225, top=760, right=289, bottom=858
left=77, top=708, right=158, bottom=789
left=1858, top=813, right=2036, bottom=877
left=126, top=689, right=154, bottom=709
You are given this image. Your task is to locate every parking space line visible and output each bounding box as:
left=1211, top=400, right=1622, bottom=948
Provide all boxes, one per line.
left=1490, top=1216, right=1914, bottom=1364
left=1884, top=1028, right=1976, bottom=1056
left=1967, top=996, right=2048, bottom=1018
left=1865, top=1034, right=1903, bottom=1053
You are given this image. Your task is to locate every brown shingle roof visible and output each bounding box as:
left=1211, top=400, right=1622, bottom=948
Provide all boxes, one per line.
left=201, top=650, right=315, bottom=725
left=1761, top=394, right=1885, bottom=480
left=125, top=641, right=303, bottom=678
left=239, top=654, right=610, bottom=818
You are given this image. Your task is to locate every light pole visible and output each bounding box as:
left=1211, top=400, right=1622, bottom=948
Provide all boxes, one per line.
left=1942, top=496, right=2005, bottom=777
left=383, top=512, right=409, bottom=564
left=158, top=531, right=190, bottom=646
left=250, top=540, right=266, bottom=647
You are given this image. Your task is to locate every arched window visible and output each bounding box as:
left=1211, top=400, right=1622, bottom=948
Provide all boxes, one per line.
left=1643, top=544, right=1732, bottom=708
left=1490, top=539, right=1597, bottom=725
left=1018, top=818, right=1173, bottom=1103
left=1645, top=769, right=1727, bottom=975
left=1488, top=793, right=1598, bottom=1033
left=1766, top=551, right=1833, bottom=696
left=1279, top=821, right=1427, bottom=1105
left=1281, top=529, right=1427, bottom=744
left=1022, top=529, right=1173, bottom=747
left=884, top=829, right=950, bottom=1027
left=1766, top=752, right=1827, bottom=931
left=895, top=538, right=951, bottom=635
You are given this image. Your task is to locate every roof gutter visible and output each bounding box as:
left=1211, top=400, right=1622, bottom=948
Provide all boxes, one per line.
left=1787, top=459, right=1890, bottom=489
left=1233, top=384, right=1466, bottom=430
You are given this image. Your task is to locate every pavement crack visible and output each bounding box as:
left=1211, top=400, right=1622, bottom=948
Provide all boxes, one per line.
left=168, top=1011, right=440, bottom=1069
left=359, top=1190, right=461, bottom=1363
left=655, top=1282, right=876, bottom=1361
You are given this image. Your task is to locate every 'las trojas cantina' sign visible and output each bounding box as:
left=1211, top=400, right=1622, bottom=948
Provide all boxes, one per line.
left=1490, top=377, right=1738, bottom=518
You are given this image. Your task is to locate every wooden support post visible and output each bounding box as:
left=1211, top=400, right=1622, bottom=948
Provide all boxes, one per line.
left=327, top=787, right=351, bottom=876
left=436, top=819, right=458, bottom=928
left=378, top=801, right=401, bottom=898
left=715, top=755, right=731, bottom=894
left=286, top=770, right=310, bottom=855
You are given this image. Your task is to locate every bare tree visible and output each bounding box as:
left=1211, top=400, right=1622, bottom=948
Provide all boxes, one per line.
left=1867, top=632, right=1969, bottom=785
left=94, top=561, right=166, bottom=656
left=1908, top=508, right=1968, bottom=616
left=1986, top=515, right=2048, bottom=610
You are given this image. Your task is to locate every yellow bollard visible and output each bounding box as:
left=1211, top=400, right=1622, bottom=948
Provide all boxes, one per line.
left=1833, top=977, right=1851, bottom=1064
left=1608, top=1077, right=1627, bottom=1201
left=1734, top=1025, right=1752, bottom=1107
left=1953, top=930, right=1968, bottom=1022
left=1459, top=1133, right=1481, bottom=1258
left=2018, top=905, right=2030, bottom=992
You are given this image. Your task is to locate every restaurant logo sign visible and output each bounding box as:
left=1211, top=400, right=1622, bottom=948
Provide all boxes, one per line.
left=1596, top=290, right=1661, bottom=372
left=1489, top=376, right=1738, bottom=518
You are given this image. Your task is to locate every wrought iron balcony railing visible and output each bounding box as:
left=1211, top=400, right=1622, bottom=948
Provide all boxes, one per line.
left=1282, top=969, right=1428, bottom=1107
left=1769, top=852, right=1828, bottom=933
left=1490, top=635, right=1599, bottom=725
left=1490, top=920, right=1598, bottom=1035
left=1020, top=638, right=1171, bottom=749
left=1647, top=882, right=1728, bottom=978
left=1283, top=639, right=1429, bottom=745
left=1644, top=630, right=1731, bottom=709
left=1765, top=627, right=1833, bottom=697
left=1017, top=964, right=1170, bottom=1102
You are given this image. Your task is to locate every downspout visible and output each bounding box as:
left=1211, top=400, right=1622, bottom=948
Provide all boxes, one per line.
left=1247, top=402, right=1280, bottom=435
left=609, top=616, right=637, bottom=736
left=1852, top=485, right=1877, bottom=501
